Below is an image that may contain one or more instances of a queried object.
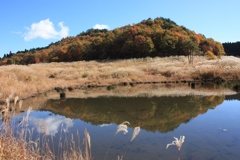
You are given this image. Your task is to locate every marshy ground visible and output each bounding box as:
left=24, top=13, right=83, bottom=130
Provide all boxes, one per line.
left=0, top=56, right=240, bottom=102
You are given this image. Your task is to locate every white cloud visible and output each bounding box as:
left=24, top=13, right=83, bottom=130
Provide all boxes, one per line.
left=23, top=19, right=69, bottom=41
left=93, top=24, right=109, bottom=30
left=30, top=115, right=73, bottom=136
left=99, top=123, right=112, bottom=127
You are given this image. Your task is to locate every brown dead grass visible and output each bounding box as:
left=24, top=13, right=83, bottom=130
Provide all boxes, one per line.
left=0, top=125, right=45, bottom=160
left=0, top=56, right=240, bottom=102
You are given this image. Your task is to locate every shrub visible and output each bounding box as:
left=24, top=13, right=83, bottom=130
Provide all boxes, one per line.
left=204, top=51, right=217, bottom=60
left=161, top=70, right=174, bottom=77
left=200, top=71, right=215, bottom=80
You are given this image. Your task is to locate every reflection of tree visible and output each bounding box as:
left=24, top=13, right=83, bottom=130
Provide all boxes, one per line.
left=42, top=95, right=225, bottom=133
left=225, top=93, right=240, bottom=101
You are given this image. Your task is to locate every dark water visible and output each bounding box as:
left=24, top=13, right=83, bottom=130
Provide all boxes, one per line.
left=7, top=90, right=240, bottom=160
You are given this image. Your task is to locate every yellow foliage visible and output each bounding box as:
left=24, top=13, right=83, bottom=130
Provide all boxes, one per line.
left=204, top=51, right=217, bottom=60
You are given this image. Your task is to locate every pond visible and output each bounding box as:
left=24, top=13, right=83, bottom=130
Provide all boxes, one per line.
left=3, top=83, right=240, bottom=160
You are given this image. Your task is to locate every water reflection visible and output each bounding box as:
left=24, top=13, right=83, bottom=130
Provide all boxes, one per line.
left=166, top=136, right=185, bottom=151
left=115, top=121, right=130, bottom=135
left=166, top=136, right=185, bottom=160
left=29, top=113, right=73, bottom=136
left=130, top=126, right=141, bottom=142
left=2, top=83, right=240, bottom=160
left=35, top=93, right=235, bottom=159
left=42, top=95, right=225, bottom=133
left=104, top=121, right=141, bottom=160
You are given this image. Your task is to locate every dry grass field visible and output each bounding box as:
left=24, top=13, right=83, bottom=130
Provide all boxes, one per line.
left=0, top=56, right=240, bottom=102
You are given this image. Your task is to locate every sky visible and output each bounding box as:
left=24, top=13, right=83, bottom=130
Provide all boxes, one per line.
left=0, top=0, right=240, bottom=57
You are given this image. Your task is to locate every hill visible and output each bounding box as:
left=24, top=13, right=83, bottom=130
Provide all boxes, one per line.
left=0, top=17, right=225, bottom=65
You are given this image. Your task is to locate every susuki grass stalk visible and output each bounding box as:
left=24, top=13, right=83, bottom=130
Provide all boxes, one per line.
left=104, top=121, right=141, bottom=160
left=166, top=136, right=185, bottom=160
left=0, top=94, right=92, bottom=160
left=104, top=121, right=130, bottom=160
left=84, top=128, right=91, bottom=160
left=120, top=126, right=141, bottom=159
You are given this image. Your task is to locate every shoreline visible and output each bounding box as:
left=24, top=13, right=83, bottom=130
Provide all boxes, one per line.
left=0, top=56, right=240, bottom=102
left=3, top=81, right=239, bottom=113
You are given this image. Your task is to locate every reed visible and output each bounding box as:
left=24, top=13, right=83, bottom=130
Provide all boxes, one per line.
left=130, top=126, right=141, bottom=142
left=166, top=136, right=185, bottom=160
left=166, top=136, right=185, bottom=151
left=105, top=121, right=142, bottom=160
left=0, top=95, right=92, bottom=160
left=115, top=121, right=130, bottom=135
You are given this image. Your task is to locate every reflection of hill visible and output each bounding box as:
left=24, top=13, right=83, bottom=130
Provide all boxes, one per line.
left=225, top=93, right=240, bottom=101
left=42, top=95, right=225, bottom=133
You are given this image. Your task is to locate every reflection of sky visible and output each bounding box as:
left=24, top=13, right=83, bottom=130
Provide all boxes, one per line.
left=29, top=112, right=73, bottom=136
left=99, top=123, right=112, bottom=127
left=12, top=98, right=240, bottom=159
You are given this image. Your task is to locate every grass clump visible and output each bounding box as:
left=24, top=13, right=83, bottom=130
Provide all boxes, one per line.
left=161, top=70, right=175, bottom=77
left=82, top=73, right=88, bottom=78
left=0, top=127, right=41, bottom=159
left=200, top=71, right=215, bottom=80
left=107, top=85, right=116, bottom=91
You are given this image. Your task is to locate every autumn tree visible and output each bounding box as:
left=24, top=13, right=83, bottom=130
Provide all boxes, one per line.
left=48, top=48, right=66, bottom=62
left=182, top=39, right=200, bottom=64
left=67, top=43, right=82, bottom=61
left=40, top=51, right=49, bottom=63
left=213, top=41, right=225, bottom=58
left=200, top=38, right=225, bottom=59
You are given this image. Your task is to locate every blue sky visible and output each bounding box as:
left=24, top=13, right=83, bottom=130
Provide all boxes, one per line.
left=0, top=0, right=239, bottom=57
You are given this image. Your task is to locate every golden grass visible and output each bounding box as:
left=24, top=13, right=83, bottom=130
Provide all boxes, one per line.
left=0, top=56, right=240, bottom=102
left=0, top=126, right=41, bottom=160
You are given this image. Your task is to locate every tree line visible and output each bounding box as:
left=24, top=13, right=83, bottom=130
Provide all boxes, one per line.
left=222, top=42, right=240, bottom=56
left=0, top=17, right=225, bottom=65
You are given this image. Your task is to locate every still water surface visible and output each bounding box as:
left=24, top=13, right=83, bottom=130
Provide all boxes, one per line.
left=9, top=87, right=240, bottom=160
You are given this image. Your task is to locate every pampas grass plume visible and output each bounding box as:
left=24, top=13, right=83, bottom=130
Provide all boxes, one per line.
left=115, top=121, right=130, bottom=135
left=130, top=126, right=140, bottom=142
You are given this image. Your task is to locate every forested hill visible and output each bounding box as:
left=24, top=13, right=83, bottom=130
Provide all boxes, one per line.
left=0, top=17, right=225, bottom=65
left=223, top=42, right=240, bottom=56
